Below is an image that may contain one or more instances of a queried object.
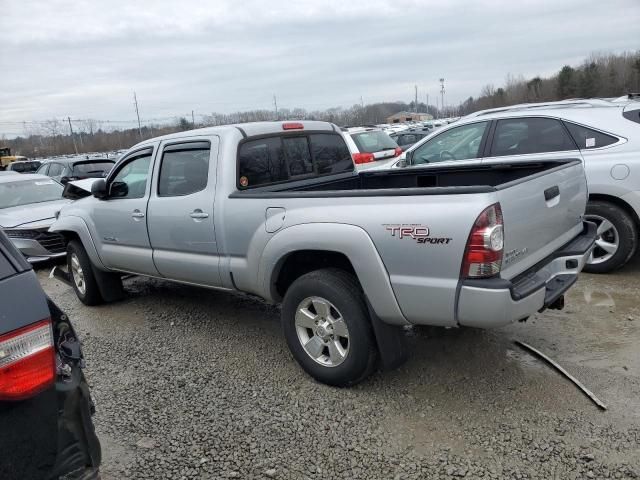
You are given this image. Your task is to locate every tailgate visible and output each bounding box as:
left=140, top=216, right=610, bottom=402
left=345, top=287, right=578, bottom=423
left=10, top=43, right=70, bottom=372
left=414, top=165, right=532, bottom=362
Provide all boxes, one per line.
left=497, top=160, right=587, bottom=279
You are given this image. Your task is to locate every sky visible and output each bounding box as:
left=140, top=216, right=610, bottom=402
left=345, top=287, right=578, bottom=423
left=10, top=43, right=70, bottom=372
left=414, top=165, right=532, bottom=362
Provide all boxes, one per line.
left=1, top=0, right=639, bottom=136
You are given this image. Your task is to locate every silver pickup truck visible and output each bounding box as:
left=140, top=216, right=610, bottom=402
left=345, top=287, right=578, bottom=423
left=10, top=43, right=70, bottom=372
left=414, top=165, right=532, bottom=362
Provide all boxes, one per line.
left=51, top=120, right=596, bottom=386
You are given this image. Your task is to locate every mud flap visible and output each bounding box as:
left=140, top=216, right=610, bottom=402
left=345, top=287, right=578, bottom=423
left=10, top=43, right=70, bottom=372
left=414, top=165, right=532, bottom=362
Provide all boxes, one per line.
left=366, top=299, right=408, bottom=371
left=92, top=266, right=125, bottom=303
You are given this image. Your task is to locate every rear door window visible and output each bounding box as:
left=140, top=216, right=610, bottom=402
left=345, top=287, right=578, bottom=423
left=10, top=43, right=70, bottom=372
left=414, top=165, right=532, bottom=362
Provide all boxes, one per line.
left=563, top=122, right=618, bottom=149
left=490, top=117, right=576, bottom=157
left=238, top=133, right=352, bottom=188
left=158, top=142, right=210, bottom=196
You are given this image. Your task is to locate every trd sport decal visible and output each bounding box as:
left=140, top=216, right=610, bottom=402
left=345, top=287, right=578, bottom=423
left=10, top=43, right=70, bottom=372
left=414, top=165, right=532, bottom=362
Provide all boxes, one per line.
left=383, top=224, right=452, bottom=245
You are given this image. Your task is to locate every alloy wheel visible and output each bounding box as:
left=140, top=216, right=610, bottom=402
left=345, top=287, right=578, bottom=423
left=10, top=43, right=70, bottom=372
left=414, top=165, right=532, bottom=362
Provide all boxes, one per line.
left=294, top=296, right=350, bottom=367
left=70, top=253, right=86, bottom=295
left=584, top=214, right=619, bottom=265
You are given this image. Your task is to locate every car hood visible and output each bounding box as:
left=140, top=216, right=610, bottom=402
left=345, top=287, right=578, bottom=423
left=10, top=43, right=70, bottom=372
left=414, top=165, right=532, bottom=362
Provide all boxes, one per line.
left=0, top=199, right=72, bottom=228
left=70, top=178, right=100, bottom=192
left=62, top=178, right=100, bottom=200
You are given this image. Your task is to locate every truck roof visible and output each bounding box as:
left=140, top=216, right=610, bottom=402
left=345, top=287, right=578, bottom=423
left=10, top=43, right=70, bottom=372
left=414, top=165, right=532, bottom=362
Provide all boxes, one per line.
left=131, top=120, right=339, bottom=150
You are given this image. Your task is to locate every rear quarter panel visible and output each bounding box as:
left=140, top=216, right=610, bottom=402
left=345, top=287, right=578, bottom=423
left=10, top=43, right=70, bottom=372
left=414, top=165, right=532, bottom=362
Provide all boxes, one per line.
left=221, top=190, right=495, bottom=327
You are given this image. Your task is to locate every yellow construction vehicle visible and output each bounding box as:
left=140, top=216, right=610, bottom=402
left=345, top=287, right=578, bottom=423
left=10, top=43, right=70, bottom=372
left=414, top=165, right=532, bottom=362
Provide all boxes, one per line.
left=0, top=147, right=27, bottom=169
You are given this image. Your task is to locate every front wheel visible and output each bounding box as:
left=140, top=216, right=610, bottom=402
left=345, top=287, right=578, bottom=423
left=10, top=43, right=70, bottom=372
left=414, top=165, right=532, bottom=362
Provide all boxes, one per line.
left=583, top=200, right=638, bottom=273
left=281, top=269, right=377, bottom=387
left=67, top=240, right=104, bottom=305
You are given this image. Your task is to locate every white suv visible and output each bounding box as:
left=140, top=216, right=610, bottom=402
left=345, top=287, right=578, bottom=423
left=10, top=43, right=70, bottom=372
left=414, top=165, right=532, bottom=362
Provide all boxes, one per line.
left=382, top=97, right=640, bottom=273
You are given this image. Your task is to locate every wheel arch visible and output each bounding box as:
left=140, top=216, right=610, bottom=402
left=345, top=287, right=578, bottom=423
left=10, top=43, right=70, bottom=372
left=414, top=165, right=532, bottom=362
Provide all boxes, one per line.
left=259, top=223, right=408, bottom=326
left=588, top=193, right=640, bottom=230
left=50, top=216, right=107, bottom=270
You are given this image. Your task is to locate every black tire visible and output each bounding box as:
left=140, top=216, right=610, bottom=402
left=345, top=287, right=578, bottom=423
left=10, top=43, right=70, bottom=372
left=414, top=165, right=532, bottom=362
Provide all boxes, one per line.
left=67, top=240, right=104, bottom=306
left=281, top=268, right=378, bottom=387
left=584, top=200, right=638, bottom=274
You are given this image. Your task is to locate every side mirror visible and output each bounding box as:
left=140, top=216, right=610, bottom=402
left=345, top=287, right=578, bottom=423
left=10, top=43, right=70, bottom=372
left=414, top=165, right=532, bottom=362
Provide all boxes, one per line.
left=60, top=176, right=70, bottom=185
left=91, top=179, right=108, bottom=199
left=109, top=181, right=129, bottom=198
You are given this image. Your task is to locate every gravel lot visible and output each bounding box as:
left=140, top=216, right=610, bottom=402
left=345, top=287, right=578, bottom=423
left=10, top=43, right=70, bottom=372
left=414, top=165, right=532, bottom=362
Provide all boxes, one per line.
left=38, top=259, right=640, bottom=480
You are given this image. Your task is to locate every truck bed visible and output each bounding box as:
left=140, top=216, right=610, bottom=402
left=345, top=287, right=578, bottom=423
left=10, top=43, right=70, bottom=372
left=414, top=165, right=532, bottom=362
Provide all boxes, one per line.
left=231, top=160, right=579, bottom=197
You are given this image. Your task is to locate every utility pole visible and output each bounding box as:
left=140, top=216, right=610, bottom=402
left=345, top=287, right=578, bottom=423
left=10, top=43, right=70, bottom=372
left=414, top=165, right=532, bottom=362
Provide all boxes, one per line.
left=414, top=85, right=418, bottom=113
left=133, top=91, right=143, bottom=140
left=191, top=110, right=195, bottom=129
left=426, top=93, right=429, bottom=116
left=67, top=117, right=78, bottom=154
left=273, top=95, right=278, bottom=120
left=439, top=78, right=445, bottom=118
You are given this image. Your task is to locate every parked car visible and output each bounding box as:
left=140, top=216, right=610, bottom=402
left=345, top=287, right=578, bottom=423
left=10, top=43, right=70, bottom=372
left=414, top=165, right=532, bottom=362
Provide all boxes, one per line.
left=390, top=127, right=433, bottom=151
left=51, top=120, right=594, bottom=386
left=0, top=174, right=70, bottom=262
left=341, top=127, right=402, bottom=168
left=0, top=230, right=100, bottom=480
left=381, top=98, right=640, bottom=273
left=6, top=160, right=42, bottom=174
left=37, top=158, right=114, bottom=184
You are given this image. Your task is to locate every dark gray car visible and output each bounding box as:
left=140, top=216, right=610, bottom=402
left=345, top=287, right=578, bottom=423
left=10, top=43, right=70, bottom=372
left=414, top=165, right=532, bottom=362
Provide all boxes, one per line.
left=0, top=230, right=100, bottom=479
left=36, top=158, right=114, bottom=185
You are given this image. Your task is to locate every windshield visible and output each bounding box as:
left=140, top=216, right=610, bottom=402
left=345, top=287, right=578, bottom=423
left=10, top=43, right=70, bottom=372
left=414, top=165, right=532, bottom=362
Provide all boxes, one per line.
left=72, top=161, right=114, bottom=177
left=10, top=161, right=41, bottom=173
left=351, top=131, right=398, bottom=153
left=0, top=178, right=64, bottom=209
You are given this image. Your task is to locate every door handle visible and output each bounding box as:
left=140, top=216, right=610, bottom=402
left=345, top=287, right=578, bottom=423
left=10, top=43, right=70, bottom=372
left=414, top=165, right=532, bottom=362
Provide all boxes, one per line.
left=544, top=186, right=560, bottom=201
left=131, top=210, right=145, bottom=219
left=189, top=209, right=209, bottom=220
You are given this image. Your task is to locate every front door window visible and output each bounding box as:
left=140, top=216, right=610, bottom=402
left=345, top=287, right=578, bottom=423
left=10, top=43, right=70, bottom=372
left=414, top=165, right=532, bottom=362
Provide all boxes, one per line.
left=411, top=122, right=488, bottom=165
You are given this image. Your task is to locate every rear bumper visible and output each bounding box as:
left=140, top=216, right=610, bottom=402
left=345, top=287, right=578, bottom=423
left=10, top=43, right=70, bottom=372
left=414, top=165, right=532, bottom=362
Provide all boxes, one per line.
left=456, top=221, right=596, bottom=328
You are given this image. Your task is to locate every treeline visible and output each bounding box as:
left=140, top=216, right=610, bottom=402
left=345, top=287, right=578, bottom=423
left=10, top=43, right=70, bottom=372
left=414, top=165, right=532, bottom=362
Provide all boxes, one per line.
left=459, top=51, right=640, bottom=114
left=3, top=51, right=638, bottom=158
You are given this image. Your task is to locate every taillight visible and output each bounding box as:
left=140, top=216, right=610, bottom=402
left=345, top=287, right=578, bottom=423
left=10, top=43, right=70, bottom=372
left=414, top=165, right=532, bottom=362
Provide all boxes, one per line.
left=0, top=319, right=55, bottom=401
left=394, top=147, right=402, bottom=157
left=282, top=122, right=304, bottom=130
left=352, top=152, right=375, bottom=164
left=461, top=203, right=504, bottom=278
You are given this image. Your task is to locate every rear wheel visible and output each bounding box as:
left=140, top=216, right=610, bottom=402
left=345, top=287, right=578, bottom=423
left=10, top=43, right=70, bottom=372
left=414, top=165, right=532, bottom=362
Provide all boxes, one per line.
left=584, top=200, right=637, bottom=273
left=67, top=240, right=104, bottom=305
left=281, top=269, right=377, bottom=387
